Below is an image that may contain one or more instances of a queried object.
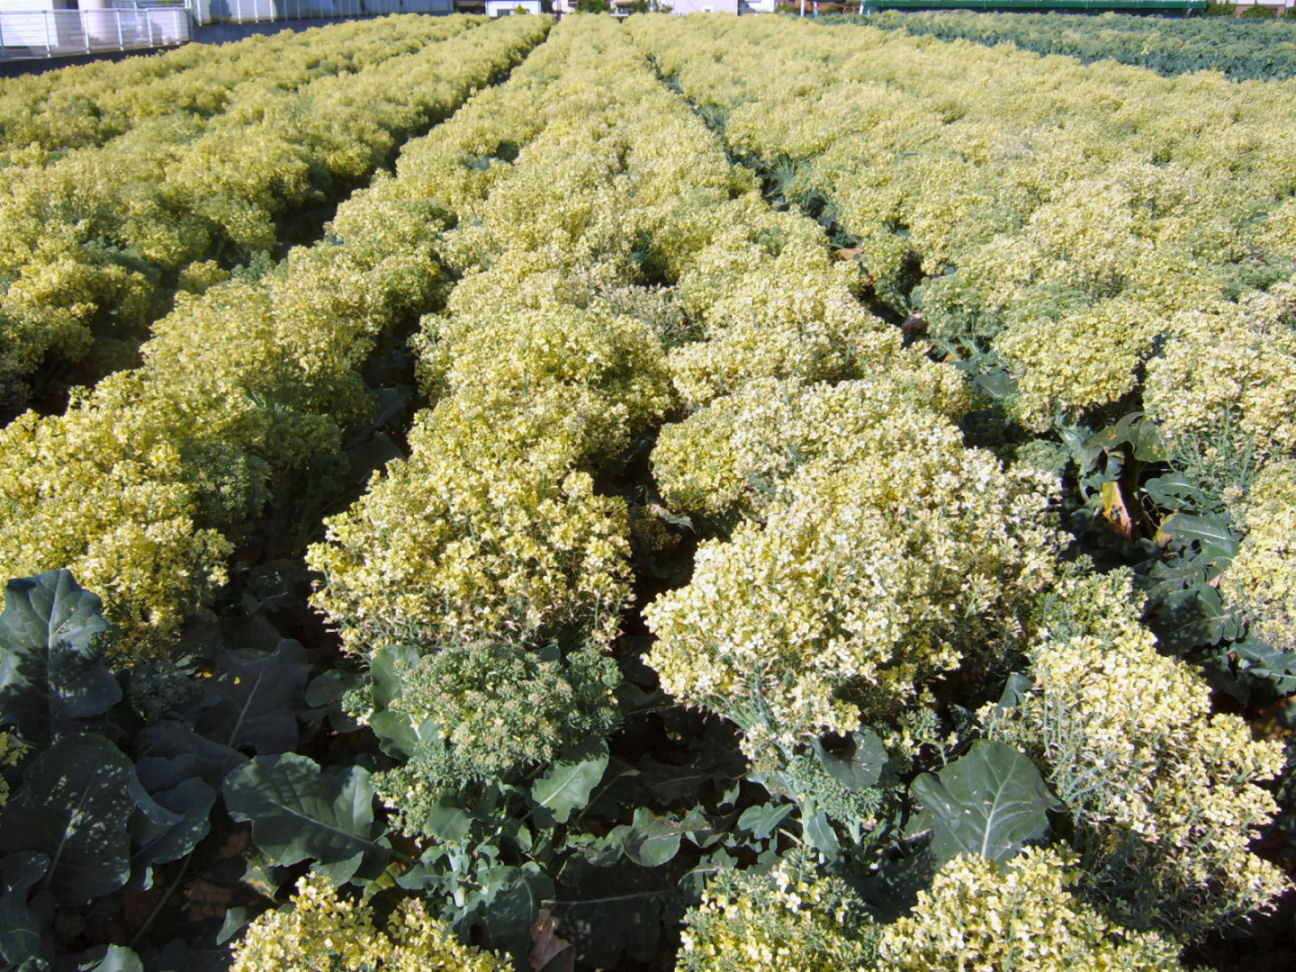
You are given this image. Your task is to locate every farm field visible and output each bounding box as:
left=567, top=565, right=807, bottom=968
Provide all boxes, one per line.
left=0, top=11, right=1294, bottom=971
left=848, top=9, right=1296, bottom=80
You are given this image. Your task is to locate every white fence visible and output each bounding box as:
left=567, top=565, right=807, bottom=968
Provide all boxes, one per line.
left=187, top=0, right=453, bottom=24
left=0, top=7, right=189, bottom=59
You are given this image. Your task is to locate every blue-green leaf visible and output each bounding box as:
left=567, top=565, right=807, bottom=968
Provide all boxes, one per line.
left=0, top=733, right=135, bottom=903
left=737, top=802, right=795, bottom=840
left=911, top=741, right=1059, bottom=866
left=621, top=808, right=683, bottom=868
left=811, top=729, right=886, bottom=791
left=529, top=739, right=608, bottom=827
left=223, top=753, right=387, bottom=886
left=0, top=571, right=118, bottom=743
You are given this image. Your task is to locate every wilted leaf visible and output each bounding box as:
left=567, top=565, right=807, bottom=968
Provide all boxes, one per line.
left=1100, top=480, right=1138, bottom=541
left=184, top=877, right=231, bottom=921
left=0, top=570, right=119, bottom=743
left=222, top=753, right=387, bottom=885
left=530, top=908, right=574, bottom=972
left=0, top=734, right=135, bottom=902
left=911, top=741, right=1059, bottom=866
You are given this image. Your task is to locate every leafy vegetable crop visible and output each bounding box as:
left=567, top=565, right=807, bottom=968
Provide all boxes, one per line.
left=1, top=11, right=1294, bottom=972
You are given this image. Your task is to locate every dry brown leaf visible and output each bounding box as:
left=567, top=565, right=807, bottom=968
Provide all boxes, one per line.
left=529, top=908, right=575, bottom=972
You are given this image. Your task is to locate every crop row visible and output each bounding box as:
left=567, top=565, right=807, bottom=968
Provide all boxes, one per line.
left=629, top=10, right=1292, bottom=951
left=851, top=9, right=1296, bottom=81
left=0, top=15, right=483, bottom=158
left=630, top=14, right=1296, bottom=661
left=0, top=14, right=538, bottom=414
left=295, top=13, right=1284, bottom=965
left=0, top=11, right=550, bottom=653
left=0, top=12, right=1289, bottom=969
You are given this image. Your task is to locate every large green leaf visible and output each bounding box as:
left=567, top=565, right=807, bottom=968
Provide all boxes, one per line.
left=529, top=739, right=609, bottom=827
left=0, top=571, right=118, bottom=743
left=129, top=773, right=216, bottom=889
left=0, top=734, right=135, bottom=903
left=812, top=730, right=886, bottom=791
left=196, top=640, right=308, bottom=753
left=0, top=852, right=50, bottom=967
left=911, top=741, right=1059, bottom=866
left=799, top=802, right=840, bottom=859
left=222, top=753, right=387, bottom=885
left=619, top=808, right=684, bottom=868
left=737, top=802, right=795, bottom=840
left=1155, top=512, right=1239, bottom=560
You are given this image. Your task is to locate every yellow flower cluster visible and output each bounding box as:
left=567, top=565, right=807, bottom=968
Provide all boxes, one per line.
left=0, top=14, right=545, bottom=406
left=985, top=569, right=1289, bottom=935
left=0, top=731, right=24, bottom=808
left=627, top=15, right=1296, bottom=431
left=1146, top=280, right=1296, bottom=467
left=0, top=18, right=552, bottom=660
left=677, top=854, right=877, bottom=972
left=646, top=420, right=1060, bottom=746
left=1224, top=460, right=1296, bottom=652
left=664, top=210, right=892, bottom=408
left=230, top=874, right=509, bottom=972
left=311, top=15, right=900, bottom=661
left=652, top=374, right=968, bottom=519
left=0, top=16, right=485, bottom=157
left=878, top=849, right=1184, bottom=971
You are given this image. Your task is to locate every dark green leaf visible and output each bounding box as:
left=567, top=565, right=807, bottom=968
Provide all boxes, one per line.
left=0, top=852, right=50, bottom=967
left=129, top=777, right=215, bottom=888
left=1143, top=472, right=1213, bottom=513
left=222, top=753, right=387, bottom=886
left=134, top=726, right=247, bottom=788
left=911, top=741, right=1059, bottom=866
left=812, top=730, right=886, bottom=791
left=800, top=803, right=840, bottom=858
left=196, top=640, right=308, bottom=753
left=737, top=802, right=795, bottom=840
left=76, top=945, right=143, bottom=972
left=1156, top=513, right=1239, bottom=559
left=0, top=571, right=118, bottom=743
left=529, top=739, right=609, bottom=827
left=0, top=734, right=135, bottom=902
left=621, top=808, right=683, bottom=868
left=1083, top=411, right=1166, bottom=465
left=1232, top=637, right=1296, bottom=694
left=479, top=871, right=554, bottom=965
